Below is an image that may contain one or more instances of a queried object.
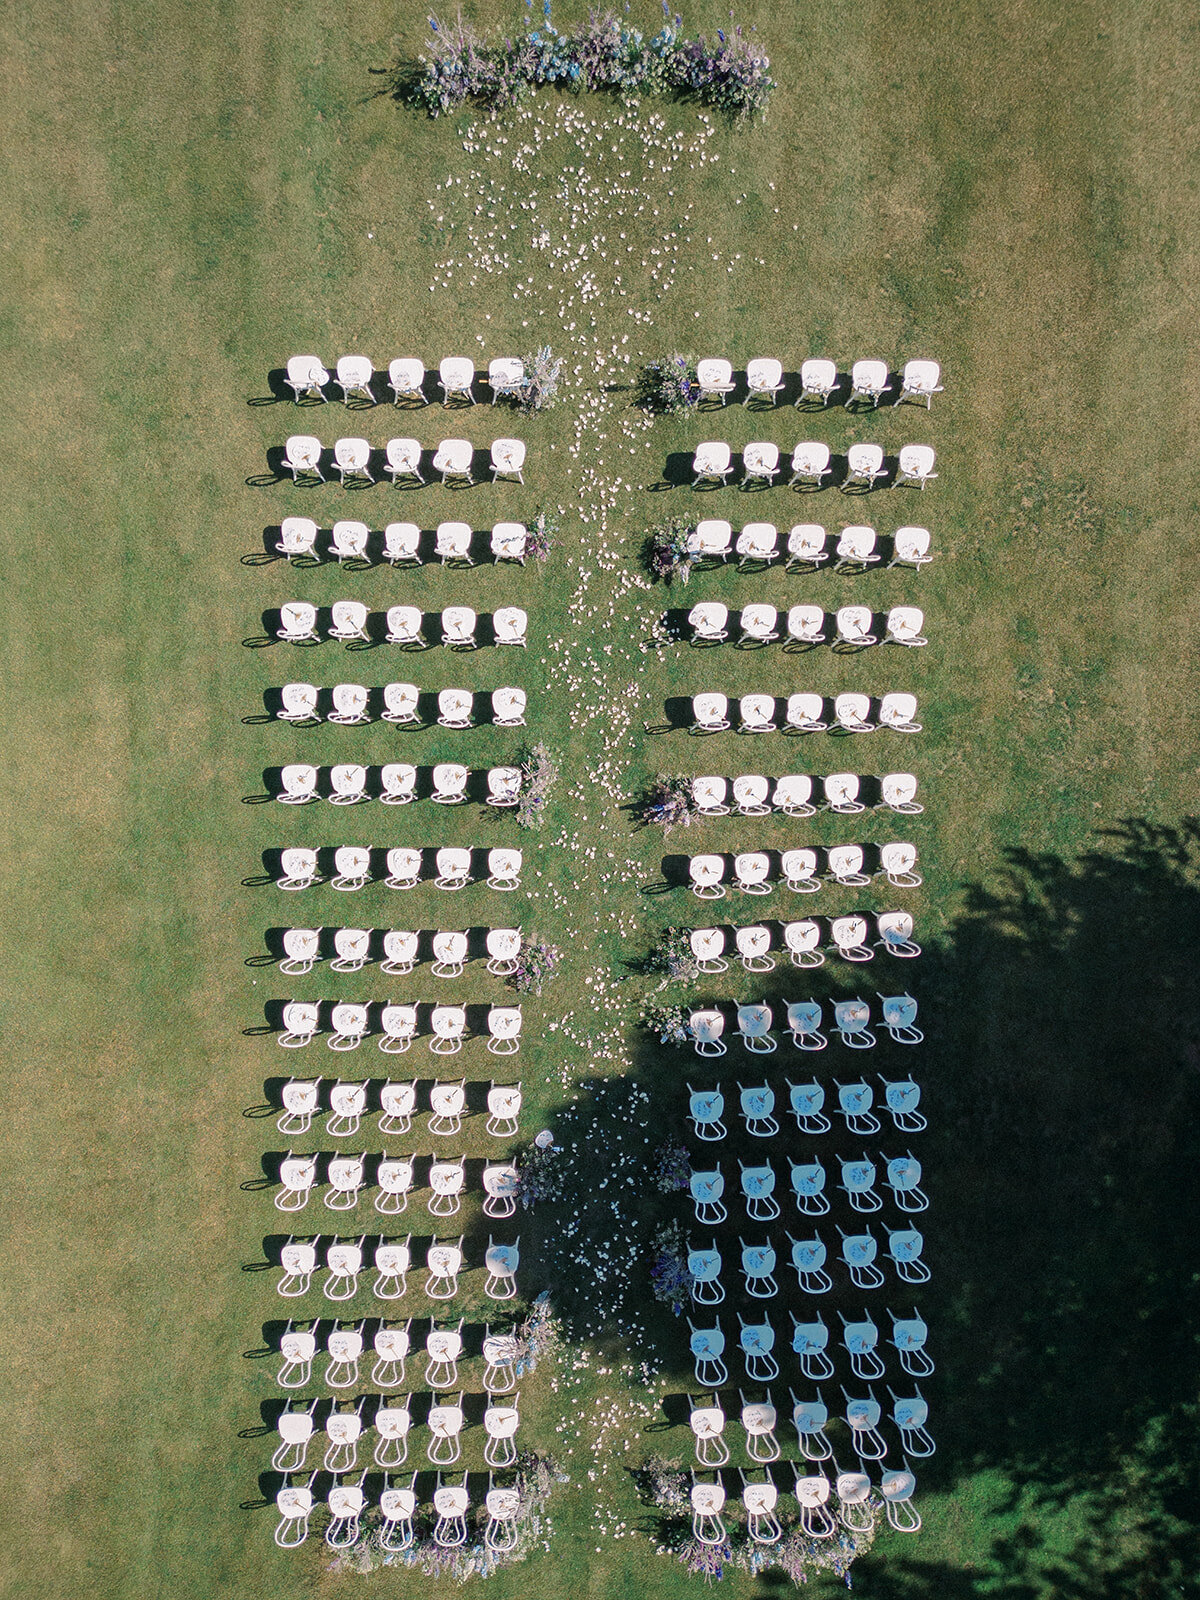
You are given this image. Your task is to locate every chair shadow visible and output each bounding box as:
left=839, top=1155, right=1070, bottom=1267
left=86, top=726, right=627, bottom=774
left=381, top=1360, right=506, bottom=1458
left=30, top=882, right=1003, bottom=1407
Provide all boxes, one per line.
left=247, top=370, right=293, bottom=407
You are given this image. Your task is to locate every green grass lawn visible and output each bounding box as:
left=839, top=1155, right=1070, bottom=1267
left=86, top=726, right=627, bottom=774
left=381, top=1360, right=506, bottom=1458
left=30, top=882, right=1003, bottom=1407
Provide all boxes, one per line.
left=2, top=1, right=1200, bottom=1597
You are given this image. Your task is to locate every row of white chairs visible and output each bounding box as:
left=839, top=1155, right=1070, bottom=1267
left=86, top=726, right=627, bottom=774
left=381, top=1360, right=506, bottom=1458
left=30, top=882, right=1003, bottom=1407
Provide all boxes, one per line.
left=687, top=519, right=932, bottom=569
left=278, top=1223, right=522, bottom=1298
left=689, top=772, right=922, bottom=815
left=693, top=358, right=941, bottom=411
left=276, top=518, right=535, bottom=565
left=285, top=354, right=527, bottom=406
left=275, top=601, right=526, bottom=647
left=276, top=680, right=530, bottom=724
left=688, top=1150, right=927, bottom=1218
left=690, top=691, right=921, bottom=734
left=278, top=1320, right=523, bottom=1393
left=685, top=914, right=920, bottom=969
left=273, top=1398, right=521, bottom=1477
left=272, top=1230, right=516, bottom=1304
left=275, top=757, right=523, bottom=806
left=692, top=441, right=936, bottom=491
left=275, top=846, right=523, bottom=893
left=275, top=926, right=522, bottom=976
left=683, top=995, right=922, bottom=1054
left=277, top=1001, right=522, bottom=1053
left=686, top=1225, right=929, bottom=1299
left=687, top=842, right=922, bottom=896
left=277, top=1153, right=514, bottom=1218
left=283, top=436, right=526, bottom=486
left=277, top=1077, right=520, bottom=1136
left=690, top=1311, right=931, bottom=1388
left=275, top=1470, right=527, bottom=1553
left=689, top=602, right=925, bottom=647
left=686, top=1462, right=921, bottom=1545
left=688, top=1385, right=933, bottom=1470
left=275, top=1154, right=518, bottom=1222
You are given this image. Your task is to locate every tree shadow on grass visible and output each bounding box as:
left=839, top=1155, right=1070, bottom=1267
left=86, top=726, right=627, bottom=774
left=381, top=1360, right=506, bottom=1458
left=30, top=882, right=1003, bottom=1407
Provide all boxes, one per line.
left=522, top=819, right=1200, bottom=1593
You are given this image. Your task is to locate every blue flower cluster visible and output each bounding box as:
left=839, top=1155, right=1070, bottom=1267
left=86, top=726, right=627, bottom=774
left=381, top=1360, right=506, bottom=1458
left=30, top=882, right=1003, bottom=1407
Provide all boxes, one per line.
left=404, top=8, right=773, bottom=120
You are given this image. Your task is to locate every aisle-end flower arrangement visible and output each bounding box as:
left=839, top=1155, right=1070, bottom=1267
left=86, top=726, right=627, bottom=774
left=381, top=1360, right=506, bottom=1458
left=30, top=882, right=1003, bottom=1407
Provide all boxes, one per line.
left=396, top=7, right=773, bottom=121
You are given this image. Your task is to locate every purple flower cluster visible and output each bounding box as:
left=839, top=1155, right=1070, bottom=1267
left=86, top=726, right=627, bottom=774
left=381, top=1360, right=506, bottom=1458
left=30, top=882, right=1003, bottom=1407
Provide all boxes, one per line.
left=509, top=937, right=562, bottom=995
left=649, top=1220, right=693, bottom=1314
left=652, top=1140, right=692, bottom=1192
left=525, top=508, right=559, bottom=563
left=401, top=10, right=773, bottom=120
left=636, top=354, right=698, bottom=414
left=644, top=518, right=697, bottom=585
left=640, top=773, right=698, bottom=832
left=516, top=741, right=559, bottom=829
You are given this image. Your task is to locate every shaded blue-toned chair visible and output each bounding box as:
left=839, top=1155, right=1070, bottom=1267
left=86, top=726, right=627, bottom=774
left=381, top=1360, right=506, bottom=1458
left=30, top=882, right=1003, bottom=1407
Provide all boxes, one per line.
left=834, top=1080, right=881, bottom=1136
left=789, top=1158, right=830, bottom=1216
left=688, top=1317, right=728, bottom=1388
left=889, top=1386, right=936, bottom=1457
left=688, top=1084, right=727, bottom=1142
left=787, top=1079, right=831, bottom=1134
left=689, top=1240, right=725, bottom=1304
left=738, top=1314, right=780, bottom=1382
left=788, top=1233, right=833, bottom=1294
left=690, top=1166, right=727, bottom=1225
left=739, top=1082, right=779, bottom=1138
left=737, top=1002, right=777, bottom=1053
left=786, top=999, right=827, bottom=1050
left=834, top=998, right=876, bottom=1048
left=888, top=1308, right=934, bottom=1377
left=740, top=1160, right=780, bottom=1221
left=888, top=1227, right=930, bottom=1283
left=879, top=1076, right=927, bottom=1132
left=838, top=1153, right=883, bottom=1213
left=884, top=1153, right=929, bottom=1213
left=878, top=992, right=923, bottom=1044
left=838, top=1225, right=885, bottom=1290
left=790, top=1315, right=834, bottom=1381
left=839, top=1310, right=886, bottom=1380
left=842, top=1389, right=889, bottom=1461
left=789, top=1390, right=833, bottom=1461
left=740, top=1238, right=778, bottom=1299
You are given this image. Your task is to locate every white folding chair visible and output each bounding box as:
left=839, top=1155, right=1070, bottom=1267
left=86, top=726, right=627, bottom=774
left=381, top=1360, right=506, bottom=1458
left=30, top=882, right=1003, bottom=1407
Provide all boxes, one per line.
left=278, top=601, right=318, bottom=643
left=334, top=437, right=373, bottom=485
left=797, top=358, right=837, bottom=405
left=485, top=929, right=521, bottom=975
left=878, top=772, right=923, bottom=813
left=433, top=438, right=473, bottom=486
left=693, top=442, right=733, bottom=487
left=385, top=438, right=424, bottom=486
left=388, top=356, right=426, bottom=405
left=491, top=522, right=527, bottom=563
left=834, top=692, right=875, bottom=733
left=786, top=523, right=828, bottom=569
left=385, top=605, right=425, bottom=647
left=895, top=359, right=942, bottom=408
left=835, top=606, right=877, bottom=648
left=278, top=847, right=320, bottom=890
left=335, top=354, right=374, bottom=405
left=786, top=604, right=826, bottom=646
left=696, top=358, right=735, bottom=405
left=785, top=694, right=827, bottom=733
left=441, top=606, right=477, bottom=649
left=886, top=606, right=927, bottom=645
left=380, top=763, right=417, bottom=805
left=431, top=763, right=470, bottom=805
left=329, top=599, right=369, bottom=642
left=689, top=855, right=726, bottom=899
left=486, top=767, right=521, bottom=808
left=284, top=435, right=323, bottom=481
left=384, top=847, right=422, bottom=890
left=744, top=357, right=784, bottom=407
left=689, top=602, right=729, bottom=644
left=429, top=1006, right=467, bottom=1055
left=789, top=442, right=832, bottom=487
left=286, top=356, right=329, bottom=402
left=741, top=445, right=780, bottom=489
left=486, top=1082, right=522, bottom=1136
left=738, top=695, right=777, bottom=733
left=328, top=763, right=369, bottom=805
left=738, top=604, right=779, bottom=645
left=879, top=693, right=921, bottom=732
left=384, top=522, right=421, bottom=564
left=848, top=358, right=889, bottom=407
left=773, top=774, right=815, bottom=815
left=493, top=606, right=527, bottom=646
left=843, top=443, right=885, bottom=491
left=380, top=930, right=418, bottom=973
left=278, top=764, right=318, bottom=804
left=890, top=525, right=933, bottom=569
left=277, top=517, right=318, bottom=561
left=487, top=848, right=522, bottom=891
left=487, top=1007, right=522, bottom=1056
left=438, top=357, right=475, bottom=406
left=692, top=692, right=731, bottom=732
left=834, top=525, right=880, bottom=570
left=279, top=682, right=319, bottom=722
left=490, top=439, right=526, bottom=483
left=735, top=522, right=779, bottom=567
left=331, top=519, right=369, bottom=563
left=492, top=687, right=526, bottom=727
left=435, top=521, right=474, bottom=566
left=688, top=520, right=732, bottom=562
left=487, top=356, right=524, bottom=404
left=895, top=444, right=937, bottom=488
left=378, top=1004, right=418, bottom=1054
